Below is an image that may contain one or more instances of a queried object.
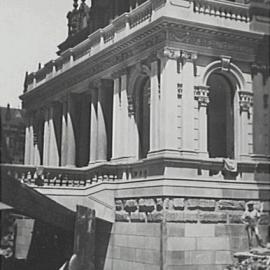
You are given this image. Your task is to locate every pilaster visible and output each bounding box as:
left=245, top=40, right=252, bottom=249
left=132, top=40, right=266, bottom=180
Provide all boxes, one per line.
left=157, top=47, right=179, bottom=156
left=194, top=86, right=210, bottom=158
left=180, top=51, right=198, bottom=156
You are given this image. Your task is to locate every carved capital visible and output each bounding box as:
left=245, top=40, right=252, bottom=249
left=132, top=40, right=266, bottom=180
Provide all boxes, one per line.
left=158, top=47, right=181, bottom=60
left=220, top=55, right=231, bottom=72
left=181, top=51, right=198, bottom=62
left=238, top=91, right=253, bottom=112
left=111, top=67, right=129, bottom=79
left=194, top=86, right=210, bottom=107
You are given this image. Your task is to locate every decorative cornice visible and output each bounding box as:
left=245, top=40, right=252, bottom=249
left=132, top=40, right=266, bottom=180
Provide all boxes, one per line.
left=194, top=86, right=210, bottom=107
left=238, top=91, right=253, bottom=113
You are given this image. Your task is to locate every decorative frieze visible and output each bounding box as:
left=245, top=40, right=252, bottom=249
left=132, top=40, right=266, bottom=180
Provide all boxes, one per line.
left=238, top=91, right=253, bottom=112
left=194, top=86, right=210, bottom=107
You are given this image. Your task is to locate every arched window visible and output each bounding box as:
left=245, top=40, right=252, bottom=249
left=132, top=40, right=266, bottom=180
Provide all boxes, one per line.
left=136, top=78, right=150, bottom=159
left=207, top=73, right=235, bottom=158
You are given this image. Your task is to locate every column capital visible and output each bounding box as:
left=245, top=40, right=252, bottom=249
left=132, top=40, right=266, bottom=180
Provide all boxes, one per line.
left=239, top=91, right=253, bottom=113
left=157, top=47, right=181, bottom=60
left=181, top=50, right=198, bottom=62
left=194, top=86, right=210, bottom=107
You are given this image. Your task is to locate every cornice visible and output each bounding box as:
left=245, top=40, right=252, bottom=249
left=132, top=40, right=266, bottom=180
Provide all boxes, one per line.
left=21, top=17, right=265, bottom=109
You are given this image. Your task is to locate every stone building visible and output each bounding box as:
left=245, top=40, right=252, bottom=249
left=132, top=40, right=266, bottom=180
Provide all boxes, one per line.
left=0, top=105, right=25, bottom=164
left=7, top=0, right=270, bottom=269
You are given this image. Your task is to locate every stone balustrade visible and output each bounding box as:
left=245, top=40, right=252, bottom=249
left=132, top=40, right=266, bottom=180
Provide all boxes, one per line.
left=23, top=0, right=255, bottom=93
left=1, top=157, right=269, bottom=188
left=193, top=0, right=250, bottom=22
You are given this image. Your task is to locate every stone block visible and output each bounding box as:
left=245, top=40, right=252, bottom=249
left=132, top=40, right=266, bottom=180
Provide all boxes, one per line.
left=156, top=198, right=163, bottom=211
left=217, top=200, right=245, bottom=211
left=119, top=246, right=136, bottom=261
left=230, top=237, right=249, bottom=251
left=165, top=210, right=184, bottom=222
left=187, top=199, right=216, bottom=211
left=199, top=212, right=227, bottom=223
left=259, top=213, right=270, bottom=225
left=173, top=198, right=185, bottom=210
left=113, top=223, right=137, bottom=235
left=127, top=235, right=145, bottom=249
left=130, top=212, right=146, bottom=222
left=185, top=251, right=215, bottom=265
left=164, top=198, right=174, bottom=210
left=136, top=223, right=160, bottom=237
left=215, top=251, right=232, bottom=264
left=124, top=200, right=138, bottom=212
left=167, top=223, right=185, bottom=237
left=166, top=250, right=185, bottom=265
left=115, top=200, right=123, bottom=211
left=185, top=224, right=215, bottom=237
left=228, top=211, right=244, bottom=224
left=185, top=211, right=199, bottom=223
left=147, top=211, right=163, bottom=222
left=215, top=224, right=246, bottom=237
left=143, top=237, right=160, bottom=250
left=167, top=237, right=196, bottom=251
left=197, top=237, right=230, bottom=250
left=135, top=249, right=160, bottom=265
left=115, top=210, right=129, bottom=222
left=139, top=199, right=155, bottom=213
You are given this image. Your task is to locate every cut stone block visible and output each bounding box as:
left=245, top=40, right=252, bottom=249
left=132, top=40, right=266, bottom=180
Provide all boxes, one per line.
left=218, top=200, right=245, bottom=211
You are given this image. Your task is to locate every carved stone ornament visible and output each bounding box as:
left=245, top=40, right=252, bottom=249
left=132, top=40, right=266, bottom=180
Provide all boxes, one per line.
left=128, top=95, right=135, bottom=116
left=158, top=47, right=181, bottom=59
left=194, top=86, right=210, bottom=107
left=238, top=91, right=253, bottom=112
left=221, top=56, right=231, bottom=72
left=177, top=83, right=183, bottom=99
left=181, top=51, right=198, bottom=62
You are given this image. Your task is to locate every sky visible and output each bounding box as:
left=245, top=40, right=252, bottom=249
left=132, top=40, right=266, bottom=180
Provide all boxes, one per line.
left=0, top=0, right=81, bottom=108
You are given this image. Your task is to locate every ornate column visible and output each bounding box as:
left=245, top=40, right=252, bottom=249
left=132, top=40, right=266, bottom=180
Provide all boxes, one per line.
left=112, top=77, right=121, bottom=160
left=89, top=88, right=98, bottom=164
left=66, top=95, right=76, bottom=167
left=24, top=116, right=31, bottom=165
left=48, top=105, right=60, bottom=166
left=181, top=51, right=197, bottom=156
left=96, top=81, right=107, bottom=162
left=149, top=58, right=160, bottom=153
left=158, top=47, right=179, bottom=155
left=194, top=86, right=210, bottom=158
left=239, top=91, right=253, bottom=160
left=43, top=108, right=50, bottom=166
left=120, top=72, right=129, bottom=158
left=61, top=99, right=68, bottom=166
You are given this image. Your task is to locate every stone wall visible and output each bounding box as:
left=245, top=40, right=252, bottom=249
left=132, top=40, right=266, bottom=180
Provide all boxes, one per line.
left=99, top=197, right=270, bottom=270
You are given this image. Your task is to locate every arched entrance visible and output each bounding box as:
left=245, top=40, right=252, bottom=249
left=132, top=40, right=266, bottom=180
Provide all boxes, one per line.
left=135, top=77, right=150, bottom=159
left=207, top=73, right=236, bottom=158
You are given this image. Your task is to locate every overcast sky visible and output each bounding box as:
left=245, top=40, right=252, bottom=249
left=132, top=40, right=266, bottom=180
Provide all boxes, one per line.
left=0, top=0, right=81, bottom=108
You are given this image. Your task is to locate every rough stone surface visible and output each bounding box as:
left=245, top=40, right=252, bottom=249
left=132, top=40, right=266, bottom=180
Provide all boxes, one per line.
left=147, top=211, right=163, bottom=222
left=166, top=211, right=184, bottom=222
left=130, top=212, right=146, bottom=222
left=199, top=211, right=227, bottom=223
left=187, top=199, right=216, bottom=211
left=124, top=200, right=138, bottom=212
left=115, top=200, right=123, bottom=211
left=228, top=211, right=244, bottom=224
left=115, top=210, right=129, bottom=222
left=173, top=198, right=185, bottom=210
left=218, top=200, right=245, bottom=211
left=164, top=198, right=174, bottom=210
left=156, top=198, right=163, bottom=211
left=138, top=199, right=155, bottom=213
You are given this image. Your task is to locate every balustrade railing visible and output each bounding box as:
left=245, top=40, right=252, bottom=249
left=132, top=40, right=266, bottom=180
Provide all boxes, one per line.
left=1, top=157, right=269, bottom=189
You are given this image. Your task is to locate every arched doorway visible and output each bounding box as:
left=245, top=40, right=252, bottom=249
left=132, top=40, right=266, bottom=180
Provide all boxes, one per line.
left=207, top=73, right=235, bottom=158
left=136, top=77, right=150, bottom=159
